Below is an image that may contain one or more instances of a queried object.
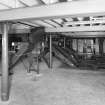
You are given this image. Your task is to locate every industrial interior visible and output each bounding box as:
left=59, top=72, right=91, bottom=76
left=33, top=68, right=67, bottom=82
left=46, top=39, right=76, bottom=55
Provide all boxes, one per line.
left=0, top=0, right=105, bottom=105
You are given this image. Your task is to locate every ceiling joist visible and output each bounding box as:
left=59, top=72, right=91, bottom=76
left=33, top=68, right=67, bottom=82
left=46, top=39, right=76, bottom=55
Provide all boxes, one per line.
left=0, top=0, right=15, bottom=8
left=32, top=20, right=54, bottom=27
left=59, top=0, right=67, bottom=2
left=0, top=2, right=12, bottom=8
left=64, top=20, right=105, bottom=26
left=50, top=19, right=63, bottom=27
left=18, top=0, right=29, bottom=7
left=43, top=19, right=61, bottom=27
left=42, top=20, right=56, bottom=27
left=40, top=0, right=59, bottom=4
left=17, top=21, right=39, bottom=27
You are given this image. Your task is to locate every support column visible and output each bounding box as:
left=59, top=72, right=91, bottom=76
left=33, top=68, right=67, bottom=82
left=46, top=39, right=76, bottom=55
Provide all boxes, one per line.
left=69, top=39, right=72, bottom=49
left=64, top=37, right=65, bottom=48
left=49, top=34, right=52, bottom=68
left=77, top=39, right=78, bottom=53
left=99, top=38, right=104, bottom=56
left=1, top=22, right=9, bottom=101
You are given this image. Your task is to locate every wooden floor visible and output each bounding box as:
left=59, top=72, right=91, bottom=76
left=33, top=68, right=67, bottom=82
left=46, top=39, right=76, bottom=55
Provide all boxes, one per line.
left=0, top=58, right=105, bottom=105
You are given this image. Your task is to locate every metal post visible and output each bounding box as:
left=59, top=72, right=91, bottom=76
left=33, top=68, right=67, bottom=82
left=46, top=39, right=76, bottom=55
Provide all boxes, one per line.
left=49, top=34, right=52, bottom=68
left=99, top=38, right=104, bottom=56
left=36, top=56, right=39, bottom=74
left=64, top=37, right=65, bottom=48
left=1, top=22, right=9, bottom=101
left=70, top=39, right=72, bottom=49
left=77, top=39, right=78, bottom=53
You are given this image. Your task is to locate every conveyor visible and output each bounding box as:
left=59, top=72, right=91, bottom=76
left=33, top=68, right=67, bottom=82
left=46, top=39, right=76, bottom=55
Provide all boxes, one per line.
left=52, top=43, right=101, bottom=69
left=52, top=44, right=79, bottom=67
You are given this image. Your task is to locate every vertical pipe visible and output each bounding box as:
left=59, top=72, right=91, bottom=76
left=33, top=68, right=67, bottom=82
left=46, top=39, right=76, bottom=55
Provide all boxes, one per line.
left=1, top=22, right=9, bottom=101
left=49, top=34, right=52, bottom=68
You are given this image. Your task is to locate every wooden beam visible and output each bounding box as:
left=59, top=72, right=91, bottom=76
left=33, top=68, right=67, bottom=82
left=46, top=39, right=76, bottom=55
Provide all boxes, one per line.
left=18, top=0, right=44, bottom=6
left=9, top=28, right=30, bottom=34
left=40, top=0, right=58, bottom=4
left=64, top=17, right=73, bottom=22
left=59, top=0, right=67, bottom=2
left=0, top=2, right=12, bottom=8
left=44, top=19, right=62, bottom=27
left=38, top=0, right=46, bottom=4
left=32, top=20, right=54, bottom=27
left=50, top=19, right=63, bottom=27
left=17, top=21, right=39, bottom=27
left=42, top=20, right=56, bottom=27
left=45, top=26, right=105, bottom=32
left=62, top=32, right=105, bottom=37
left=18, top=0, right=29, bottom=7
left=64, top=20, right=105, bottom=26
left=52, top=19, right=63, bottom=25
left=0, top=0, right=105, bottom=21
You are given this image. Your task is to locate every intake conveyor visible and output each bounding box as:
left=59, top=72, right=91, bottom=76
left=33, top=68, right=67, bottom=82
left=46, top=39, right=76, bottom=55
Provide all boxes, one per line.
left=64, top=46, right=97, bottom=69
left=52, top=43, right=99, bottom=69
left=52, top=45, right=75, bottom=67
left=52, top=44, right=79, bottom=67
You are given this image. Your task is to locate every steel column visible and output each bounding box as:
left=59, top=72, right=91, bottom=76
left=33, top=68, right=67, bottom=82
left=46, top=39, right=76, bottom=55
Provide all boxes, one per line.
left=1, top=22, right=9, bottom=101
left=99, top=38, right=104, bottom=56
left=64, top=37, right=65, bottom=48
left=69, top=39, right=72, bottom=49
left=49, top=34, right=52, bottom=68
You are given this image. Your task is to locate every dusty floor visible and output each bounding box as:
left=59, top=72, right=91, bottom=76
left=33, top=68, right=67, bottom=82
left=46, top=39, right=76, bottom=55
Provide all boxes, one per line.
left=0, top=58, right=105, bottom=105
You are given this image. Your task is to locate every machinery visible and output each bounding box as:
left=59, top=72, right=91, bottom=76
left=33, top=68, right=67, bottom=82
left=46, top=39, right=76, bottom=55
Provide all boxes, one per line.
left=8, top=28, right=45, bottom=74
left=47, top=35, right=105, bottom=69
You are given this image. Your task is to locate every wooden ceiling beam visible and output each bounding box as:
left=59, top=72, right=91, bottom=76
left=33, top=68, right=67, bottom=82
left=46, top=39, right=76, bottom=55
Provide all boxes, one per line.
left=45, top=25, right=105, bottom=32
left=0, top=2, right=13, bottom=9
left=64, top=20, right=105, bottom=26
left=62, top=32, right=105, bottom=37
left=18, top=0, right=29, bottom=7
